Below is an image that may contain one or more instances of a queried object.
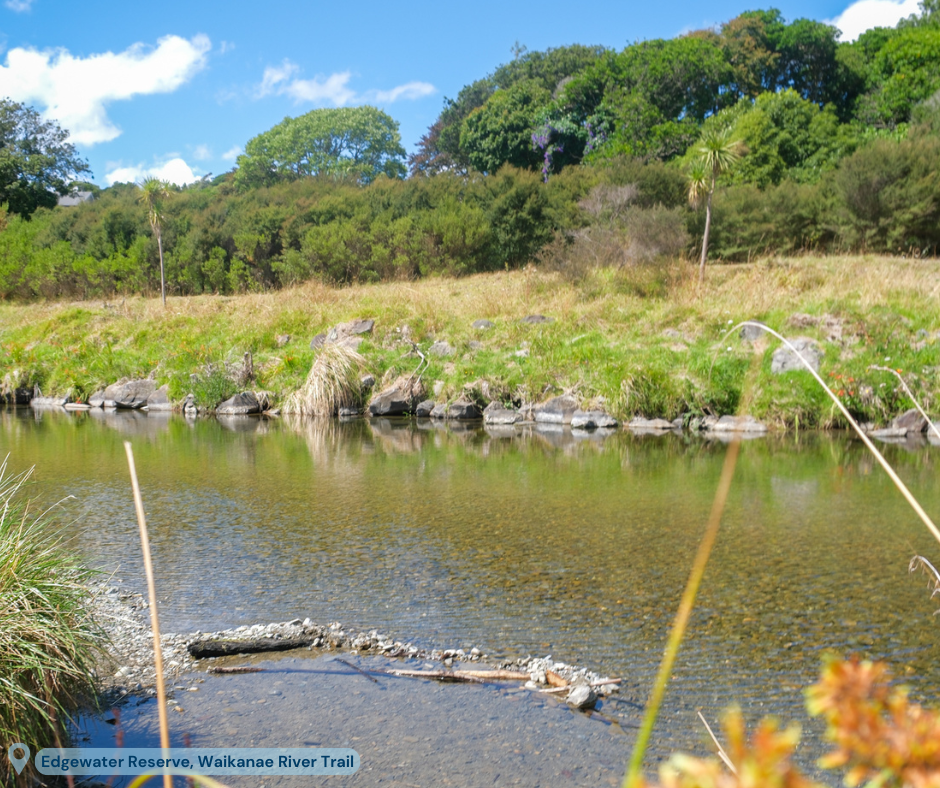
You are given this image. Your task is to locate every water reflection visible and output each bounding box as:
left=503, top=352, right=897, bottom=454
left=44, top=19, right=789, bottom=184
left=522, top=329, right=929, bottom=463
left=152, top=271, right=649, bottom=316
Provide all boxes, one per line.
left=3, top=406, right=940, bottom=763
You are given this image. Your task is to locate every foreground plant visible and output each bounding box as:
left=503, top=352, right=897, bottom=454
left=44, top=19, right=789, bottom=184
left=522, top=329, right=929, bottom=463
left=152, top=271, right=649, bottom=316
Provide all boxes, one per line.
left=646, top=656, right=940, bottom=788
left=0, top=459, right=101, bottom=787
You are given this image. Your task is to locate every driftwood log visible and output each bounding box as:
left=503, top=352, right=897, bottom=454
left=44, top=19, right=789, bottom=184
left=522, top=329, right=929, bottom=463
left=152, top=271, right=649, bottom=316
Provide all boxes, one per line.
left=188, top=637, right=314, bottom=659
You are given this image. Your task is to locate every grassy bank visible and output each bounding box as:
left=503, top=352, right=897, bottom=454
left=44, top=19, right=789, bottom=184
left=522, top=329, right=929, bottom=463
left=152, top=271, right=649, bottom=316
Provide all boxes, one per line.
left=0, top=462, right=100, bottom=788
left=2, top=254, right=939, bottom=428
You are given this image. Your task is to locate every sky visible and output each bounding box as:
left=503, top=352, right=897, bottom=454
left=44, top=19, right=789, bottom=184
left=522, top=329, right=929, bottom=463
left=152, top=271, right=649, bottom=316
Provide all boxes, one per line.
left=0, top=0, right=924, bottom=188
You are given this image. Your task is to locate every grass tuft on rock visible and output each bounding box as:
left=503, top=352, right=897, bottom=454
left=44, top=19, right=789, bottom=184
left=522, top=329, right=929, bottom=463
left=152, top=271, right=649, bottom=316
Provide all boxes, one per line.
left=0, top=460, right=101, bottom=787
left=283, top=342, right=367, bottom=417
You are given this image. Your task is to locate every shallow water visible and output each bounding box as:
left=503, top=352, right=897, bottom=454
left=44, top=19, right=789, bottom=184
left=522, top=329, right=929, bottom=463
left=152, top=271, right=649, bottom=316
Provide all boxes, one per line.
left=4, top=408, right=940, bottom=779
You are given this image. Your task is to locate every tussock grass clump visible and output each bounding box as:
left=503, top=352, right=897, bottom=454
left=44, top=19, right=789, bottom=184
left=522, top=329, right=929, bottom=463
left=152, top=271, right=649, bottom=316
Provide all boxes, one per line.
left=283, top=342, right=367, bottom=416
left=0, top=460, right=100, bottom=787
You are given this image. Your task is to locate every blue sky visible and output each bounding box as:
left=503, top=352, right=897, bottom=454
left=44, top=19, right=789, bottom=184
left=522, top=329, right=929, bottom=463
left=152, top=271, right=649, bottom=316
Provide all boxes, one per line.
left=0, top=0, right=922, bottom=187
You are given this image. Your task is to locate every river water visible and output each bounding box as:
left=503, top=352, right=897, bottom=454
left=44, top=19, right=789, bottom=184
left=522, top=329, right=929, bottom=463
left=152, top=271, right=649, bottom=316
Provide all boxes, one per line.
left=3, top=408, right=940, bottom=782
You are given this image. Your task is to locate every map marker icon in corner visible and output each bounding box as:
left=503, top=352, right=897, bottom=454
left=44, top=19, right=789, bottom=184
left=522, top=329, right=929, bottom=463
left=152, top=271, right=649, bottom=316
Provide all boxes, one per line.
left=8, top=743, right=29, bottom=774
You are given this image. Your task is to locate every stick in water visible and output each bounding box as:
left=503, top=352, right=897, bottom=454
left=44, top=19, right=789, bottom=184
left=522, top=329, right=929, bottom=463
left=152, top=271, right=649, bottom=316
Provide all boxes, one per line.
left=124, top=442, right=172, bottom=788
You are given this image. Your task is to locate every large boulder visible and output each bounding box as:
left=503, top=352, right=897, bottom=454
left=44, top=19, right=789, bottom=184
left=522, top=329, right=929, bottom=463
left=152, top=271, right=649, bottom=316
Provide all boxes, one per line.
left=628, top=417, right=675, bottom=433
left=707, top=415, right=768, bottom=433
left=533, top=395, right=579, bottom=425
left=415, top=399, right=436, bottom=418
left=445, top=398, right=482, bottom=420
left=145, top=385, right=173, bottom=412
left=216, top=392, right=260, bottom=415
left=893, top=408, right=928, bottom=434
left=571, top=410, right=618, bottom=430
left=484, top=402, right=521, bottom=425
left=428, top=341, right=454, bottom=357
left=113, top=380, right=157, bottom=409
left=311, top=318, right=375, bottom=350
left=368, top=378, right=423, bottom=417
left=771, top=338, right=823, bottom=374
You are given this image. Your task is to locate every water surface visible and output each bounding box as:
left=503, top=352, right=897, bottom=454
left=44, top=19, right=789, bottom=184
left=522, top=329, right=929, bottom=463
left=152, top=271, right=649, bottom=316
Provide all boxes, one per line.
left=4, top=408, right=940, bottom=773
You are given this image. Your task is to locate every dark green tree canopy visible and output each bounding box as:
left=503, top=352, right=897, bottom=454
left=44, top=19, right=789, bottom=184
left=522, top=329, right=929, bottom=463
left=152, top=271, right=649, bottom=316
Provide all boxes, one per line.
left=0, top=99, right=89, bottom=217
left=235, top=106, right=407, bottom=188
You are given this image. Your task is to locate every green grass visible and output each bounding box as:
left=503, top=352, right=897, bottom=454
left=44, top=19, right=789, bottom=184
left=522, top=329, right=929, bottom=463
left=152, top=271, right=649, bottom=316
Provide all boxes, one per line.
left=0, top=461, right=101, bottom=788
left=2, top=254, right=939, bottom=426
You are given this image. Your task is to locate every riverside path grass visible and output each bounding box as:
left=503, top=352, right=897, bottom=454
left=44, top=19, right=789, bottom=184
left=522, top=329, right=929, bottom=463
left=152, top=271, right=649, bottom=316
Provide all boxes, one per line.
left=0, top=459, right=100, bottom=788
left=2, top=254, right=940, bottom=427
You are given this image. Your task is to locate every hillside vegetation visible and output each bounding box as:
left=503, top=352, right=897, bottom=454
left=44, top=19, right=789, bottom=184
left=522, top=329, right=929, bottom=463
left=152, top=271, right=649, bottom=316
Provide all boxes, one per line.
left=2, top=6, right=940, bottom=299
left=2, top=256, right=939, bottom=428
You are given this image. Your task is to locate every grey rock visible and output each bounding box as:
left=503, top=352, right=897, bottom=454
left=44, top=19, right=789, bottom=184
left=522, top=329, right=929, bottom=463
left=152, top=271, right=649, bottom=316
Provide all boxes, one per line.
left=628, top=417, right=674, bottom=431
left=520, top=314, right=554, bottom=325
left=429, top=403, right=448, bottom=420
left=183, top=393, right=197, bottom=416
left=145, top=385, right=173, bottom=411
left=869, top=426, right=908, bottom=438
left=707, top=415, right=768, bottom=433
left=88, top=390, right=106, bottom=408
left=368, top=386, right=416, bottom=417
left=415, top=399, right=436, bottom=418
left=740, top=322, right=768, bottom=341
left=428, top=341, right=454, bottom=357
left=671, top=417, right=685, bottom=429
left=469, top=340, right=484, bottom=351
left=360, top=374, right=376, bottom=391
left=216, top=392, right=260, bottom=415
left=446, top=398, right=482, bottom=420
left=311, top=318, right=375, bottom=350
left=30, top=395, right=70, bottom=409
left=472, top=319, right=495, bottom=330
left=534, top=395, right=579, bottom=424
left=331, top=318, right=374, bottom=338
left=514, top=348, right=530, bottom=358
left=571, top=410, right=618, bottom=430
left=337, top=407, right=360, bottom=418
left=113, top=380, right=157, bottom=409
left=771, top=338, right=823, bottom=374
left=484, top=405, right=521, bottom=425
left=566, top=684, right=598, bottom=710
left=275, top=334, right=291, bottom=348
left=891, top=408, right=928, bottom=434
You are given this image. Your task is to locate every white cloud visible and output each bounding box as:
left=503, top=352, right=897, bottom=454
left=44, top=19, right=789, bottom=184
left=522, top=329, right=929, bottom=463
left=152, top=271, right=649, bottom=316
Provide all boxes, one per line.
left=221, top=145, right=242, bottom=161
left=827, top=0, right=921, bottom=40
left=105, top=156, right=200, bottom=187
left=5, top=0, right=35, bottom=11
left=0, top=34, right=211, bottom=145
left=371, top=81, right=436, bottom=103
left=219, top=40, right=235, bottom=55
left=192, top=144, right=212, bottom=161
left=255, top=59, right=434, bottom=107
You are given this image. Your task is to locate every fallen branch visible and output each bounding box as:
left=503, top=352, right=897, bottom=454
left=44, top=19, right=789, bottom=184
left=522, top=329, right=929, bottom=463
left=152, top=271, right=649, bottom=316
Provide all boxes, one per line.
left=383, top=669, right=484, bottom=683
left=205, top=666, right=264, bottom=674
left=539, top=678, right=622, bottom=695
left=333, top=657, right=380, bottom=684
left=188, top=637, right=314, bottom=659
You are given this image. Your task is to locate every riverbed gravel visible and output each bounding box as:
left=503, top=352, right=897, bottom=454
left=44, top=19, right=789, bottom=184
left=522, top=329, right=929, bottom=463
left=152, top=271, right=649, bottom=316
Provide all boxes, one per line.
left=90, top=578, right=620, bottom=705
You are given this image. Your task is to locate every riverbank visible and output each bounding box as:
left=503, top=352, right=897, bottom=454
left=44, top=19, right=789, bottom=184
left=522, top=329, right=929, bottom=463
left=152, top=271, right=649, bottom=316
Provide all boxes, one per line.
left=2, top=255, right=939, bottom=429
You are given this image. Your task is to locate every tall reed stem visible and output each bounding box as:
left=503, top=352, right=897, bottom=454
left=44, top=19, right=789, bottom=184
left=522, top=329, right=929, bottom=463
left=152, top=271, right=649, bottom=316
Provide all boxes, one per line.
left=623, top=440, right=741, bottom=788
left=124, top=442, right=172, bottom=788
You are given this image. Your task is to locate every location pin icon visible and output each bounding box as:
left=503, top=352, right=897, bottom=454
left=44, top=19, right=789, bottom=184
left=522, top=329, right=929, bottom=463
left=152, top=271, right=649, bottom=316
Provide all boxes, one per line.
left=8, top=743, right=29, bottom=775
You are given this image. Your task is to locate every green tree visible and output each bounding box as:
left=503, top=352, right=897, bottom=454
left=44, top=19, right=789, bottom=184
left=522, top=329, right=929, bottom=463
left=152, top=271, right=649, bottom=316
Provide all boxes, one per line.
left=138, top=178, right=171, bottom=307
left=235, top=106, right=406, bottom=189
left=688, top=126, right=744, bottom=282
left=0, top=99, right=89, bottom=217
left=459, top=81, right=552, bottom=173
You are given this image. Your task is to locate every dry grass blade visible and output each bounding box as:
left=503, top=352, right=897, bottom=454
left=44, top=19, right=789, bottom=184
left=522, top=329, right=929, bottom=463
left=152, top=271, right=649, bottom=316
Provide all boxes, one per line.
left=623, top=440, right=741, bottom=788
left=283, top=342, right=366, bottom=417
left=869, top=365, right=940, bottom=443
left=909, top=555, right=940, bottom=612
left=697, top=711, right=737, bottom=774
left=124, top=442, right=172, bottom=788
left=724, top=322, right=940, bottom=547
